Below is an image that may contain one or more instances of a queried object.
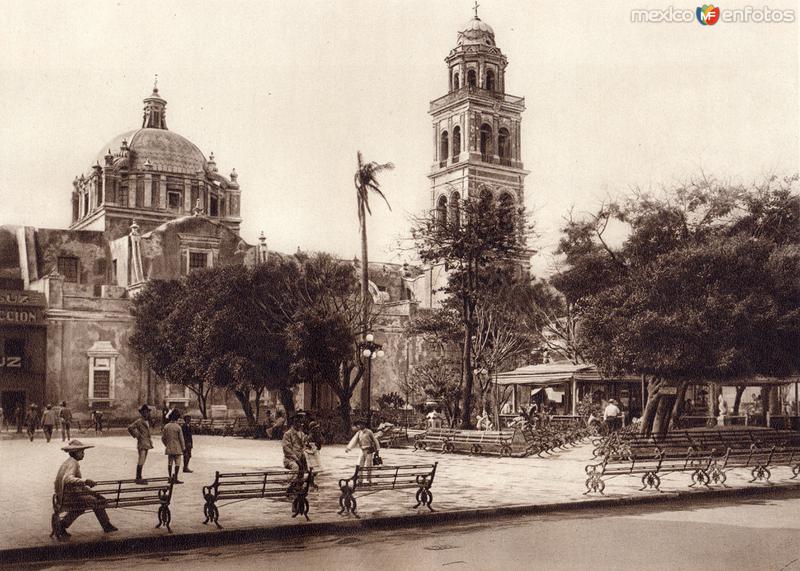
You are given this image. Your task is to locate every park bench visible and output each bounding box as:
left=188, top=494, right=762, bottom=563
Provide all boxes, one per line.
left=376, top=425, right=409, bottom=448
left=413, top=428, right=459, bottom=451
left=201, top=468, right=315, bottom=527
left=443, top=430, right=528, bottom=457
left=337, top=463, right=437, bottom=517
left=584, top=449, right=714, bottom=494
left=51, top=477, right=174, bottom=538
left=224, top=417, right=254, bottom=437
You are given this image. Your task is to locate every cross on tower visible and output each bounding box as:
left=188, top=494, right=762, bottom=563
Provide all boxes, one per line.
left=473, top=1, right=479, bottom=19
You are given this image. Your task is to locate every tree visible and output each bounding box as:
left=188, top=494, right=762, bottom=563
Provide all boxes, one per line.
left=400, top=358, right=462, bottom=427
left=262, top=252, right=375, bottom=433
left=554, top=175, right=800, bottom=435
left=412, top=194, right=529, bottom=427
left=130, top=278, right=215, bottom=418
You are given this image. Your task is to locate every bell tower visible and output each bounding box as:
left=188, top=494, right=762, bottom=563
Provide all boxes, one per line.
left=428, top=6, right=528, bottom=260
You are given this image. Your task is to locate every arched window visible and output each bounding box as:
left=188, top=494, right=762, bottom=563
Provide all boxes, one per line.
left=450, top=192, right=461, bottom=229
left=479, top=124, right=493, bottom=160
left=440, top=131, right=449, bottom=165
left=436, top=195, right=448, bottom=229
left=452, top=126, right=461, bottom=161
left=467, top=69, right=477, bottom=87
left=498, top=192, right=515, bottom=233
left=498, top=127, right=511, bottom=162
left=453, top=72, right=460, bottom=90
left=486, top=69, right=496, bottom=91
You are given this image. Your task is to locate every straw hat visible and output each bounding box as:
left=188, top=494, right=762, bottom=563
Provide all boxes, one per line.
left=61, top=439, right=94, bottom=452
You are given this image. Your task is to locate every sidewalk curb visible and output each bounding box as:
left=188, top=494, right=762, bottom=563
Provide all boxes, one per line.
left=3, top=481, right=800, bottom=566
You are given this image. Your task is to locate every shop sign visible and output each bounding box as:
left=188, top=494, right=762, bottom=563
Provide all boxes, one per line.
left=0, top=356, right=22, bottom=368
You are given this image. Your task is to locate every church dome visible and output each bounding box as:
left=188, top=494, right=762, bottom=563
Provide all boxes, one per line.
left=98, top=128, right=207, bottom=175
left=457, top=17, right=495, bottom=46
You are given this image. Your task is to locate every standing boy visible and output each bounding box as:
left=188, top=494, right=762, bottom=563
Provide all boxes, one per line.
left=127, top=405, right=153, bottom=484
left=345, top=419, right=381, bottom=481
left=161, top=410, right=185, bottom=484
left=181, top=415, right=194, bottom=473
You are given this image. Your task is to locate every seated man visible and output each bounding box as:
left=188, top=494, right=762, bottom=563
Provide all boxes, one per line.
left=265, top=411, right=286, bottom=439
left=53, top=440, right=117, bottom=540
left=281, top=416, right=308, bottom=473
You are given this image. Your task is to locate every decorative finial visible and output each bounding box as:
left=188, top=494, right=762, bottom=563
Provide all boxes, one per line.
left=143, top=158, right=152, bottom=170
left=193, top=198, right=203, bottom=217
left=230, top=168, right=238, bottom=181
left=130, top=219, right=140, bottom=236
left=259, top=231, right=266, bottom=245
left=153, top=74, right=158, bottom=93
left=473, top=0, right=480, bottom=19
left=208, top=151, right=215, bottom=162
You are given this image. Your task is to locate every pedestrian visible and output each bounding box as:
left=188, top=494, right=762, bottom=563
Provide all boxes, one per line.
left=127, top=404, right=153, bottom=484
left=304, top=420, right=324, bottom=477
left=60, top=401, right=73, bottom=441
left=265, top=411, right=286, bottom=439
left=161, top=410, right=186, bottom=484
left=42, top=404, right=58, bottom=442
left=15, top=404, right=24, bottom=433
left=603, top=399, right=622, bottom=432
left=345, top=419, right=381, bottom=482
left=281, top=416, right=307, bottom=473
left=25, top=404, right=39, bottom=441
left=180, top=414, right=194, bottom=473
left=91, top=410, right=104, bottom=434
left=52, top=439, right=117, bottom=540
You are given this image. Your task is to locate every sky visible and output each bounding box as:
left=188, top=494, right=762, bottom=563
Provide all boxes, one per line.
left=0, top=0, right=797, bottom=275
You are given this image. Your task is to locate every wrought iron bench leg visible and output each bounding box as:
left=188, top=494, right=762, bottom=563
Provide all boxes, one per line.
left=156, top=504, right=172, bottom=533
left=203, top=492, right=222, bottom=529
left=689, top=468, right=711, bottom=488
left=338, top=483, right=357, bottom=517
left=292, top=491, right=311, bottom=521
left=640, top=471, right=661, bottom=492
left=749, top=465, right=771, bottom=484
left=414, top=486, right=434, bottom=511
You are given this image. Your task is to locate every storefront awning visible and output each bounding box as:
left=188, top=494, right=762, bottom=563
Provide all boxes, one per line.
left=495, top=362, right=596, bottom=386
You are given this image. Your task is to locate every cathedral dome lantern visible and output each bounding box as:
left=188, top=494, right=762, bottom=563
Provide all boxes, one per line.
left=70, top=80, right=243, bottom=238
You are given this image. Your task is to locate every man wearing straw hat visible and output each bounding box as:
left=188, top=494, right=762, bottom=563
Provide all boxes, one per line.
left=53, top=439, right=117, bottom=539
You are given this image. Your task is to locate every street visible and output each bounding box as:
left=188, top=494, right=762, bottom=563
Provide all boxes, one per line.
left=21, top=493, right=800, bottom=571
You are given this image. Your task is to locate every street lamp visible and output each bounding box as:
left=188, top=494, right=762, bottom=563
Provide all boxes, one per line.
left=359, top=332, right=384, bottom=426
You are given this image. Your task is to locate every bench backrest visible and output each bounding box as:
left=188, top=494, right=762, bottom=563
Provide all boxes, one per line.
left=350, top=463, right=437, bottom=493
left=57, top=477, right=173, bottom=511
left=208, top=469, right=313, bottom=499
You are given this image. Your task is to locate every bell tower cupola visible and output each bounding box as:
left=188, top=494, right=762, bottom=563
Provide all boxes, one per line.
left=142, top=75, right=168, bottom=130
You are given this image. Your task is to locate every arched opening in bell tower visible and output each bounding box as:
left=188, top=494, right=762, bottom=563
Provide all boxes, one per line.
left=436, top=195, right=448, bottom=229
left=452, top=126, right=461, bottom=161
left=467, top=69, right=477, bottom=87
left=453, top=72, right=460, bottom=90
left=498, top=127, right=511, bottom=164
left=485, top=69, right=496, bottom=91
left=440, top=131, right=449, bottom=165
left=479, top=124, right=493, bottom=160
left=450, top=192, right=461, bottom=229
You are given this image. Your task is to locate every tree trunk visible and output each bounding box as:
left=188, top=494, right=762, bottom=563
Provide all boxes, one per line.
left=732, top=386, right=746, bottom=416
left=669, top=381, right=689, bottom=430
left=232, top=389, right=256, bottom=425
left=254, top=388, right=264, bottom=423
left=460, top=317, right=475, bottom=429
left=279, top=386, right=295, bottom=418
left=338, top=395, right=353, bottom=435
left=653, top=395, right=675, bottom=437
left=360, top=200, right=369, bottom=339
left=640, top=377, right=661, bottom=436
left=193, top=385, right=209, bottom=419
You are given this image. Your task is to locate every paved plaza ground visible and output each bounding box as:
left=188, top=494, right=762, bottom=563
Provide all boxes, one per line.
left=2, top=429, right=800, bottom=554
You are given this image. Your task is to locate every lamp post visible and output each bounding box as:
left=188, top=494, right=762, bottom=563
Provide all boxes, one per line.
left=359, top=332, right=384, bottom=427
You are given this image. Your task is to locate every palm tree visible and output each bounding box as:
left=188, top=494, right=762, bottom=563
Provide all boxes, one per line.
left=354, top=151, right=394, bottom=338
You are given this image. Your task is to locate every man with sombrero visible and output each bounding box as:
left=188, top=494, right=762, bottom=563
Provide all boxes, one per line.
left=53, top=439, right=117, bottom=539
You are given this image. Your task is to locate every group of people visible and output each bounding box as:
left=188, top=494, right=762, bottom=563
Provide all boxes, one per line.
left=0, top=401, right=74, bottom=442
left=127, top=405, right=194, bottom=485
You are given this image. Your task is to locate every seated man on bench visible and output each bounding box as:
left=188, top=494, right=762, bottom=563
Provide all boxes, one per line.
left=53, top=439, right=118, bottom=540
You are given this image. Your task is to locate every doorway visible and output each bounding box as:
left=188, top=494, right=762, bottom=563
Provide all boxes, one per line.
left=1, top=390, right=26, bottom=420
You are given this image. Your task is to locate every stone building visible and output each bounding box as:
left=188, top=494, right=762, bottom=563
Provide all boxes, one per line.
left=0, top=84, right=431, bottom=422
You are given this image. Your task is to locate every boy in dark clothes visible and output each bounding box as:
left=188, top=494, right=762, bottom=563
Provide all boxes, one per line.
left=181, top=415, right=194, bottom=473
